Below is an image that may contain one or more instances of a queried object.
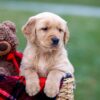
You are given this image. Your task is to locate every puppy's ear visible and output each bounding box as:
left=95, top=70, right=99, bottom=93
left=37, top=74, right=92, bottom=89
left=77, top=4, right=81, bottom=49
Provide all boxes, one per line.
left=22, top=17, right=36, bottom=35
left=63, top=24, right=70, bottom=44
left=22, top=17, right=36, bottom=43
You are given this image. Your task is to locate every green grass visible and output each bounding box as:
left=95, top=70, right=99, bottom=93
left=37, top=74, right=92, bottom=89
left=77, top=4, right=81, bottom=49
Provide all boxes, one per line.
left=2, top=0, right=100, bottom=7
left=65, top=16, right=100, bottom=100
left=0, top=8, right=100, bottom=100
left=30, top=0, right=100, bottom=7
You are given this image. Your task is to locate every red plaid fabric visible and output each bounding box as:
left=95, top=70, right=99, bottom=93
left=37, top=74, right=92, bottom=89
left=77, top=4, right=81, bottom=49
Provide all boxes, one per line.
left=0, top=75, right=55, bottom=100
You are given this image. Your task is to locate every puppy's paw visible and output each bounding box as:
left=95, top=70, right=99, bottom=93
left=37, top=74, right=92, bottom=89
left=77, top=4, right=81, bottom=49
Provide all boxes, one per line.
left=44, top=81, right=59, bottom=98
left=26, top=80, right=40, bottom=96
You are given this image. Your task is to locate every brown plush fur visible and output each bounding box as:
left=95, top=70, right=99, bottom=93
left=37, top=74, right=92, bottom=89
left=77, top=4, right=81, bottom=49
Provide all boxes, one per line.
left=0, top=21, right=19, bottom=76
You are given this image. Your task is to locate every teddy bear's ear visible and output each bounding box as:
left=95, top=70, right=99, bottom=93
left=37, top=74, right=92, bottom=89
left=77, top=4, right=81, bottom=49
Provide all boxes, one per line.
left=3, top=21, right=16, bottom=34
left=22, top=17, right=36, bottom=35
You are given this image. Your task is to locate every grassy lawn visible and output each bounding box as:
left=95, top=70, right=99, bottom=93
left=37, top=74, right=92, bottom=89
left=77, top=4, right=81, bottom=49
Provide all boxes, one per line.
left=65, top=15, right=100, bottom=100
left=29, top=0, right=100, bottom=7
left=0, top=8, right=100, bottom=100
left=2, top=0, right=100, bottom=7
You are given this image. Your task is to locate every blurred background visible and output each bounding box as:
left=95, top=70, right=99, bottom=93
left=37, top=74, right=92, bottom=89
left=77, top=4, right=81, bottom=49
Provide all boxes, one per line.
left=0, top=0, right=100, bottom=100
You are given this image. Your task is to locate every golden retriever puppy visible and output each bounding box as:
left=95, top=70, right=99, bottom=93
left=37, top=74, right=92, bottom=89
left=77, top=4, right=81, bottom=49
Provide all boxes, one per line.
left=20, top=12, right=74, bottom=98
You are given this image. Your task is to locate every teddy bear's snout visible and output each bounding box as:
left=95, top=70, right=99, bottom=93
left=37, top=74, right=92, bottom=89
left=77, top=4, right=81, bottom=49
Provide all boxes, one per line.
left=0, top=41, right=11, bottom=56
left=0, top=42, right=8, bottom=51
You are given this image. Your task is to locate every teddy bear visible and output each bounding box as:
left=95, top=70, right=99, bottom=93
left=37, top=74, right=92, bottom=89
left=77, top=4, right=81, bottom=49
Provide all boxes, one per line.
left=0, top=21, right=22, bottom=76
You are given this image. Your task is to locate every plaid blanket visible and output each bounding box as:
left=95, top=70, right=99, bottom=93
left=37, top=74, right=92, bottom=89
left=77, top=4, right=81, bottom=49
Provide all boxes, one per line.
left=0, top=75, right=56, bottom=100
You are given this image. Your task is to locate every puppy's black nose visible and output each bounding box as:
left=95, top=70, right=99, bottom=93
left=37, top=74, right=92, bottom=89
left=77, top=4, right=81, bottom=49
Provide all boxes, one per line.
left=52, top=37, right=59, bottom=45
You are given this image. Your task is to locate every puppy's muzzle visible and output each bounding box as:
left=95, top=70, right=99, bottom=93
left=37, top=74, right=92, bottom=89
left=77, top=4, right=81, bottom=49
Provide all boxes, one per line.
left=51, top=37, right=59, bottom=46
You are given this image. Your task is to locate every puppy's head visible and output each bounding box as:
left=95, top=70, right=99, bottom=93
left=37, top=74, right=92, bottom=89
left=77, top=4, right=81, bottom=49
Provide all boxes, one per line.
left=22, top=12, right=69, bottom=51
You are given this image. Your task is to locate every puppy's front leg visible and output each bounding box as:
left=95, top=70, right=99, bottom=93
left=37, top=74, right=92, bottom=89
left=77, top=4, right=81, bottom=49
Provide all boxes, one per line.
left=44, top=70, right=65, bottom=98
left=20, top=68, right=40, bottom=96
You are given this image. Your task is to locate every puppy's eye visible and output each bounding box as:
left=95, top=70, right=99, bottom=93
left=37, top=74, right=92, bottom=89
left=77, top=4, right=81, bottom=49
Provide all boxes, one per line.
left=41, top=27, right=48, bottom=31
left=58, top=28, right=63, bottom=32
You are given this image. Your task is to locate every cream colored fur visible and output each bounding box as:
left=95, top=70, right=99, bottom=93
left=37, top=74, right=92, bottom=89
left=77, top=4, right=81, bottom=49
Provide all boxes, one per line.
left=20, top=12, right=74, bottom=98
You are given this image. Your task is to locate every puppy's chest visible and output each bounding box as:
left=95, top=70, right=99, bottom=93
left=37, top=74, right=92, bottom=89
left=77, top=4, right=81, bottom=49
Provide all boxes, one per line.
left=38, top=56, right=47, bottom=69
left=34, top=55, right=50, bottom=77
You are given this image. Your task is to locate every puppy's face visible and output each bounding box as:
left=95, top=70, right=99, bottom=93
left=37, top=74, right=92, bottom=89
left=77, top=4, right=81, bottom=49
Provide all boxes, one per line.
left=22, top=12, right=69, bottom=51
